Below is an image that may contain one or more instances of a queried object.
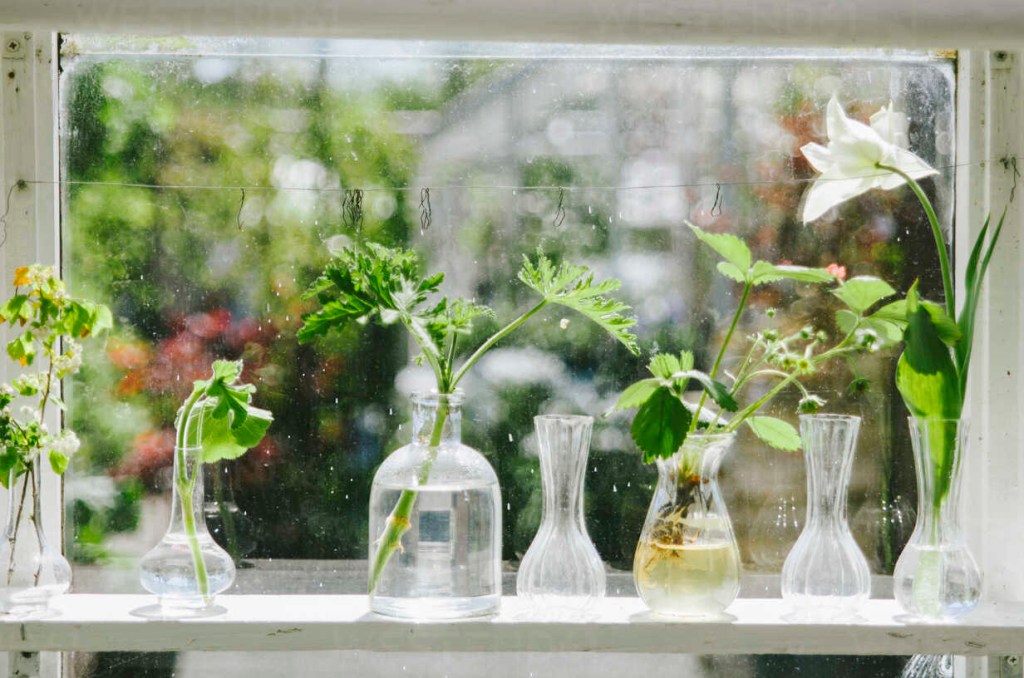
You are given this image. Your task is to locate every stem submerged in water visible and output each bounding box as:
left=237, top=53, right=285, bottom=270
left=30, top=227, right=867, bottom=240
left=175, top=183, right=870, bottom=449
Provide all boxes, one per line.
left=177, top=392, right=210, bottom=603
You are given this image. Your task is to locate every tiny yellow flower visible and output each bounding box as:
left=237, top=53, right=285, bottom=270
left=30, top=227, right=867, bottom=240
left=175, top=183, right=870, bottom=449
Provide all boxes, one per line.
left=13, top=267, right=30, bottom=287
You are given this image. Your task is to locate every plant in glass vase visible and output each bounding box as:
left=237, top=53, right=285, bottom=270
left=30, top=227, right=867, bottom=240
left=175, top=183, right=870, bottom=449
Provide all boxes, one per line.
left=0, top=265, right=112, bottom=616
left=616, top=223, right=883, bottom=618
left=140, top=359, right=272, bottom=616
left=799, top=96, right=1004, bottom=620
left=298, top=241, right=638, bottom=618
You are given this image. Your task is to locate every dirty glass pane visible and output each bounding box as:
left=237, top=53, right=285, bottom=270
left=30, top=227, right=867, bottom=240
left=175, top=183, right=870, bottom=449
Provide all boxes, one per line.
left=59, top=37, right=951, bottom=603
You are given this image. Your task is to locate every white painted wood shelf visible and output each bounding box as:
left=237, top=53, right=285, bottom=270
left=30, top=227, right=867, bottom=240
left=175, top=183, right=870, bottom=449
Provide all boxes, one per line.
left=0, top=595, right=1021, bottom=655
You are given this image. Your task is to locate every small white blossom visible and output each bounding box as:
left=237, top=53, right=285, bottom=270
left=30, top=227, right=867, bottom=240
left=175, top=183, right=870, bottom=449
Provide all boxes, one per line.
left=50, top=430, right=80, bottom=458
left=0, top=384, right=14, bottom=397
left=54, top=340, right=83, bottom=376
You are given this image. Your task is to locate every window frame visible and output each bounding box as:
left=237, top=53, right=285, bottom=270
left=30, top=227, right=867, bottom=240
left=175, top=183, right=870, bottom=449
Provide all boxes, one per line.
left=1, top=24, right=1023, bottom=678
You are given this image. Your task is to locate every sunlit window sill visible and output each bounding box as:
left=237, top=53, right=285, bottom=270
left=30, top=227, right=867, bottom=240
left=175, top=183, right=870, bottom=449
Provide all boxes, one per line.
left=0, top=594, right=1018, bottom=655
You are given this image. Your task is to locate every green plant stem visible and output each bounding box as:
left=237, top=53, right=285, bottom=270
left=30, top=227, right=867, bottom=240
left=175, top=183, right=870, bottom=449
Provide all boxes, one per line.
left=451, top=300, right=548, bottom=388
left=878, top=164, right=954, bottom=318
left=691, top=281, right=752, bottom=433
left=369, top=395, right=450, bottom=594
left=176, top=390, right=210, bottom=602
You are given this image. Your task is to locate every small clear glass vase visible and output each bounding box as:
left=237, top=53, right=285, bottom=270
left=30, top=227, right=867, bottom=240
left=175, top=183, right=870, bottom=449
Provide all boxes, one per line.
left=893, top=418, right=981, bottom=620
left=369, top=391, right=501, bottom=619
left=140, top=408, right=235, bottom=616
left=633, top=433, right=740, bottom=618
left=781, top=414, right=871, bottom=620
left=0, top=463, right=70, bottom=617
left=516, top=415, right=605, bottom=615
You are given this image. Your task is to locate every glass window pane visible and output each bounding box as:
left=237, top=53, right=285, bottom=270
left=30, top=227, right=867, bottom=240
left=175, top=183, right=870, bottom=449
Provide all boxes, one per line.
left=60, top=36, right=950, bottom=599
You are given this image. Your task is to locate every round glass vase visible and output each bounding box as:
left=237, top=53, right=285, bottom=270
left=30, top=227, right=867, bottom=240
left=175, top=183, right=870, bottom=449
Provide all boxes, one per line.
left=516, top=415, right=605, bottom=616
left=0, top=463, right=71, bottom=617
left=140, top=408, right=236, bottom=617
left=893, top=417, right=981, bottom=620
left=781, top=414, right=871, bottom=620
left=633, top=433, right=740, bottom=618
left=368, top=391, right=501, bottom=619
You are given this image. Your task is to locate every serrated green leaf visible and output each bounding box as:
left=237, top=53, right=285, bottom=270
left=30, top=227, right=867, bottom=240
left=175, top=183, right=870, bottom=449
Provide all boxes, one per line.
left=687, top=222, right=751, bottom=272
left=630, top=387, right=690, bottom=463
left=614, top=378, right=661, bottom=411
left=836, top=309, right=859, bottom=336
left=746, top=416, right=801, bottom=452
left=648, top=353, right=682, bottom=380
left=717, top=261, right=746, bottom=283
left=831, top=276, right=897, bottom=313
left=519, top=250, right=638, bottom=354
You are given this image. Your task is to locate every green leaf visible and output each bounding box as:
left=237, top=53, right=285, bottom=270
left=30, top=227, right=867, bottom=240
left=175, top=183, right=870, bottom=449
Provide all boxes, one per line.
left=518, top=250, right=638, bottom=354
left=211, top=359, right=243, bottom=384
left=201, top=405, right=274, bottom=463
left=896, top=285, right=961, bottom=420
left=686, top=222, right=751, bottom=272
left=716, top=262, right=746, bottom=283
left=746, top=416, right=801, bottom=452
left=6, top=332, right=35, bottom=366
left=49, top=450, right=70, bottom=475
left=670, top=370, right=738, bottom=412
left=750, top=262, right=835, bottom=286
left=0, top=295, right=30, bottom=326
left=648, top=353, right=681, bottom=380
left=832, top=276, right=897, bottom=313
left=956, top=209, right=1006, bottom=394
left=872, top=299, right=958, bottom=346
left=630, top=387, right=690, bottom=463
left=614, top=378, right=661, bottom=411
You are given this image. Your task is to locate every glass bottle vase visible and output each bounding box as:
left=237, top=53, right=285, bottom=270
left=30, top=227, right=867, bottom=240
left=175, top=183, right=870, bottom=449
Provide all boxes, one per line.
left=140, top=428, right=236, bottom=616
left=781, top=414, right=871, bottom=620
left=516, top=415, right=605, bottom=615
left=369, top=391, right=501, bottom=619
left=893, top=417, right=981, bottom=620
left=633, top=433, right=740, bottom=618
left=0, top=463, right=71, bottom=617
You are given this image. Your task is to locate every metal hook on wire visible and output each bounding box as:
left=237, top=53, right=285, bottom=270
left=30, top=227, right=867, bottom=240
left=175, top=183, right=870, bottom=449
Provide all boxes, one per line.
left=1003, top=156, right=1021, bottom=203
left=343, top=189, right=364, bottom=232
left=419, top=188, right=432, bottom=234
left=710, top=183, right=723, bottom=217
left=0, top=181, right=23, bottom=251
left=236, top=188, right=246, bottom=231
left=552, top=188, right=567, bottom=228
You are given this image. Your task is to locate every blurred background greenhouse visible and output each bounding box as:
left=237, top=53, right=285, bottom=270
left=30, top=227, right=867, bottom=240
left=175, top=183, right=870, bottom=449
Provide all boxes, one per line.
left=59, top=37, right=953, bottom=598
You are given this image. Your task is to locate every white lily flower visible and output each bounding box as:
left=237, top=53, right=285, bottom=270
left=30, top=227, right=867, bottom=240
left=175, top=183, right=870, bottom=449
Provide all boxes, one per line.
left=800, top=97, right=938, bottom=223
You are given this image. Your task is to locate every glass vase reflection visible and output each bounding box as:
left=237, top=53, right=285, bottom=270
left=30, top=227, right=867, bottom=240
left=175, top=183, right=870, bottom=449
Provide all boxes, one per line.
left=369, top=391, right=501, bottom=619
left=781, top=415, right=871, bottom=620
left=633, top=433, right=739, bottom=618
left=516, top=415, right=605, bottom=616
left=893, top=418, right=981, bottom=620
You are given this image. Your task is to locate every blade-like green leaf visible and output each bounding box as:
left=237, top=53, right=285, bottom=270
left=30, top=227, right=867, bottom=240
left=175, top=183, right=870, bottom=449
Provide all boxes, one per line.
left=746, top=416, right=801, bottom=452
left=831, top=276, right=897, bottom=314
left=630, top=387, right=691, bottom=463
left=956, top=209, right=1006, bottom=394
left=872, top=299, right=958, bottom=346
left=896, top=284, right=961, bottom=420
left=687, top=222, right=751, bottom=272
left=614, top=378, right=660, bottom=411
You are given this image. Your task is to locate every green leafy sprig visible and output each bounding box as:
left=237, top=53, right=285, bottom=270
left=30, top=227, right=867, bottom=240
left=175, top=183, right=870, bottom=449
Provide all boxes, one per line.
left=615, top=223, right=887, bottom=462
left=299, top=241, right=639, bottom=592
left=174, top=359, right=272, bottom=601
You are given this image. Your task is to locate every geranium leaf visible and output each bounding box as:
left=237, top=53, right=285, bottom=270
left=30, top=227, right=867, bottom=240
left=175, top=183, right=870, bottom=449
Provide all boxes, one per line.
left=630, top=386, right=690, bottom=463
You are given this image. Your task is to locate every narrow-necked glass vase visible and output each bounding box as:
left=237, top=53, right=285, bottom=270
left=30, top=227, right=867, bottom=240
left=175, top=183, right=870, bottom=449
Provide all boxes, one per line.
left=781, top=414, right=871, bottom=620
left=633, top=433, right=740, bottom=618
left=893, top=418, right=981, bottom=620
left=516, top=415, right=605, bottom=616
left=140, top=407, right=235, bottom=617
left=369, top=391, right=501, bottom=619
left=0, top=463, right=71, bottom=617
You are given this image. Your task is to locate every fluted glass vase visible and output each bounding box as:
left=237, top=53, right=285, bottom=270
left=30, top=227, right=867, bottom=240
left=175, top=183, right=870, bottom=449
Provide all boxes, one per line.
left=633, top=433, right=740, bottom=618
left=517, top=415, right=605, bottom=615
left=893, top=418, right=981, bottom=620
left=369, top=391, right=501, bottom=619
left=0, top=464, right=70, bottom=617
left=140, top=408, right=235, bottom=617
left=782, top=414, right=871, bottom=620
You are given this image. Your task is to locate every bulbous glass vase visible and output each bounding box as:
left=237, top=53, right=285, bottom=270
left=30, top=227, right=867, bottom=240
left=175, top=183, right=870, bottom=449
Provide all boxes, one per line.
left=369, top=391, right=501, bottom=619
left=781, top=414, right=871, bottom=620
left=893, top=418, right=981, bottom=620
left=633, top=433, right=740, bottom=618
left=140, top=409, right=235, bottom=617
left=516, top=415, right=605, bottom=616
left=0, top=463, right=70, bottom=617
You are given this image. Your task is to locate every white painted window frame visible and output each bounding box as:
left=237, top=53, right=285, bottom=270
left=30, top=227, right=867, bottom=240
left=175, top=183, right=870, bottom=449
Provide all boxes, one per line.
left=0, top=19, right=1022, bottom=678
